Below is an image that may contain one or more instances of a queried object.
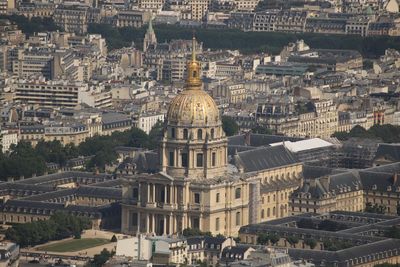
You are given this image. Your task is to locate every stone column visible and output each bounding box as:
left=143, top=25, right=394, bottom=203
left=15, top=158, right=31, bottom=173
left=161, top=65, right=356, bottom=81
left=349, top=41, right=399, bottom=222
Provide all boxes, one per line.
left=169, top=216, right=174, bottom=235
left=163, top=215, right=167, bottom=235
left=164, top=185, right=168, bottom=204
left=138, top=182, right=141, bottom=202
left=153, top=184, right=156, bottom=202
left=137, top=212, right=141, bottom=233
left=152, top=214, right=156, bottom=234
left=146, top=213, right=150, bottom=233
left=147, top=183, right=150, bottom=202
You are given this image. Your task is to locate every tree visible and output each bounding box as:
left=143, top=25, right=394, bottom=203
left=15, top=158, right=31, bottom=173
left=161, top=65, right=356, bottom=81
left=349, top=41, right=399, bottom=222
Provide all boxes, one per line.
left=365, top=202, right=386, bottom=214
left=304, top=238, right=317, bottom=249
left=257, top=233, right=269, bottom=245
left=222, top=116, right=239, bottom=136
left=252, top=125, right=272, bottom=134
left=269, top=234, right=280, bottom=245
left=5, top=212, right=91, bottom=247
left=89, top=249, right=114, bottom=267
left=148, top=121, right=164, bottom=150
left=286, top=236, right=299, bottom=247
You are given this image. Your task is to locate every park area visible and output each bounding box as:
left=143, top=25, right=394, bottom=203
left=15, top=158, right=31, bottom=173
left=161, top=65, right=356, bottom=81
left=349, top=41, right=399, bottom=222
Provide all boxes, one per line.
left=37, top=238, right=110, bottom=252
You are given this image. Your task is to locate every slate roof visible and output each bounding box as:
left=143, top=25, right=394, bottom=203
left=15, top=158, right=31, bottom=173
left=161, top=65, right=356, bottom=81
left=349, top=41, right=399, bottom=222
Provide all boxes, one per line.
left=15, top=171, right=112, bottom=185
left=221, top=245, right=255, bottom=262
left=21, top=186, right=122, bottom=201
left=288, top=239, right=400, bottom=267
left=375, top=144, right=400, bottom=161
left=227, top=134, right=303, bottom=147
left=118, top=151, right=159, bottom=173
left=232, top=145, right=298, bottom=173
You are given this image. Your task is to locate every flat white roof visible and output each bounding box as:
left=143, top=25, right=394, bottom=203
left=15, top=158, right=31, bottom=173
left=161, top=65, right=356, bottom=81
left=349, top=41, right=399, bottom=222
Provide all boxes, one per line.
left=270, top=138, right=333, bottom=153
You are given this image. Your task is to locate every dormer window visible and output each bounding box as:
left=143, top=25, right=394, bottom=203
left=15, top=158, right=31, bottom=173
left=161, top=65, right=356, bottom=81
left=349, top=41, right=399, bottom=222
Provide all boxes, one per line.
left=372, top=185, right=377, bottom=190
left=387, top=186, right=392, bottom=192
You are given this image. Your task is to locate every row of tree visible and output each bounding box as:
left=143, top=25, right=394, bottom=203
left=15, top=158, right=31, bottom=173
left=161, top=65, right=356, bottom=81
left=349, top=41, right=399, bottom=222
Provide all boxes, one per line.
left=0, top=123, right=164, bottom=181
left=332, top=124, right=400, bottom=143
left=87, top=23, right=400, bottom=58
left=5, top=212, right=91, bottom=247
left=4, top=14, right=400, bottom=58
left=0, top=14, right=60, bottom=35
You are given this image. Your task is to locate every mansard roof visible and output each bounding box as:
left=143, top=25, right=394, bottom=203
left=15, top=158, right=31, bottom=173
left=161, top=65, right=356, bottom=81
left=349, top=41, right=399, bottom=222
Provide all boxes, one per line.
left=232, top=145, right=299, bottom=173
left=374, top=143, right=400, bottom=162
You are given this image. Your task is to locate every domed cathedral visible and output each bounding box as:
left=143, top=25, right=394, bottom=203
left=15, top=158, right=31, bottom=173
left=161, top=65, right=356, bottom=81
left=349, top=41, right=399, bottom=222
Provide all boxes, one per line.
left=160, top=38, right=228, bottom=180
left=121, top=38, right=303, bottom=238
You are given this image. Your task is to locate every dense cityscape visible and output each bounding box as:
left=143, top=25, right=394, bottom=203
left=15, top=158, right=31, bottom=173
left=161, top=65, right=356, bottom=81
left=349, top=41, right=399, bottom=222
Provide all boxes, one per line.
left=2, top=0, right=400, bottom=266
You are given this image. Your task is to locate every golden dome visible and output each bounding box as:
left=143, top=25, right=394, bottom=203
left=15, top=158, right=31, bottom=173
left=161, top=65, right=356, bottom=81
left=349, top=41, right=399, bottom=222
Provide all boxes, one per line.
left=167, top=89, right=220, bottom=126
left=167, top=37, right=220, bottom=126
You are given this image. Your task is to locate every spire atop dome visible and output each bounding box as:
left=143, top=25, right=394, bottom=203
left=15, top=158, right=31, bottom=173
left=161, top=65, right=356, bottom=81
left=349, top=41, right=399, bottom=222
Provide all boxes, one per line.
left=191, top=36, right=196, bottom=62
left=186, top=36, right=201, bottom=90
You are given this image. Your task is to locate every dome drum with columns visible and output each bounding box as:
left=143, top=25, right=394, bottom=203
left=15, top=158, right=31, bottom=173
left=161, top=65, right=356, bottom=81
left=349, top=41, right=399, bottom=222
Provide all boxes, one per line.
left=160, top=37, right=228, bottom=180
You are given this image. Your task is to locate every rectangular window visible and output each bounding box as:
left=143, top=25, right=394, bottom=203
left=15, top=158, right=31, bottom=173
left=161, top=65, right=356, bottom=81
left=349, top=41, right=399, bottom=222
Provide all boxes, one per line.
left=235, top=212, right=240, bottom=226
left=131, top=212, right=138, bottom=226
left=193, top=217, right=200, bottom=229
left=216, top=193, right=220, bottom=203
left=215, top=217, right=220, bottom=231
left=181, top=153, right=188, bottom=167
left=212, top=152, right=216, bottom=166
left=169, top=151, right=174, bottom=166
left=196, top=153, right=203, bottom=167
left=194, top=193, right=200, bottom=204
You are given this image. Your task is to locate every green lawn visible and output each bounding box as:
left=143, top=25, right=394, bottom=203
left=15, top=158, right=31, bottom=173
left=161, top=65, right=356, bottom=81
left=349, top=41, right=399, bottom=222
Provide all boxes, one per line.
left=37, top=238, right=110, bottom=252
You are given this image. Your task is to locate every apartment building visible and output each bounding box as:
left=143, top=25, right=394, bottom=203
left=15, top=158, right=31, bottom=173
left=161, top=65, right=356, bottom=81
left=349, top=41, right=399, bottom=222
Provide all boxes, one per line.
left=12, top=48, right=54, bottom=80
left=213, top=82, right=247, bottom=105
left=253, top=10, right=308, bottom=32
left=135, top=112, right=165, bottom=134
left=138, top=0, right=165, bottom=12
left=15, top=80, right=88, bottom=108
left=189, top=0, right=208, bottom=21
left=53, top=5, right=89, bottom=34
left=115, top=10, right=150, bottom=28
left=0, top=129, right=18, bottom=153
left=14, top=80, right=113, bottom=109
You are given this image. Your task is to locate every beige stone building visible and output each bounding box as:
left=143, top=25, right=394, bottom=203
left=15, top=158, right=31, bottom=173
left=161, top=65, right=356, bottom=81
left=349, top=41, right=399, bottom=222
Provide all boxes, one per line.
left=291, top=163, right=400, bottom=216
left=121, top=38, right=302, bottom=237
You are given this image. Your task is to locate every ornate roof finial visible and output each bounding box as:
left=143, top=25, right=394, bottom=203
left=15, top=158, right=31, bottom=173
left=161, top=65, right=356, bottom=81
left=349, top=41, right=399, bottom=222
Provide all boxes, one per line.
left=186, top=34, right=201, bottom=90
left=191, top=32, right=196, bottom=62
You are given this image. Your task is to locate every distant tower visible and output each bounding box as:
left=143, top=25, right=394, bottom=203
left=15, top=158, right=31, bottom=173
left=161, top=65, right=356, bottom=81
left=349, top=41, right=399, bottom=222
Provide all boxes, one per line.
left=143, top=17, right=157, bottom=52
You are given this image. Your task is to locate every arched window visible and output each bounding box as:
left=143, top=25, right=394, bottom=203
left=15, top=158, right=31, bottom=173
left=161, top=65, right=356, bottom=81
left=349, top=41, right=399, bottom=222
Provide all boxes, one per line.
left=197, top=129, right=203, bottom=140
left=261, top=209, right=264, bottom=219
left=183, top=129, right=188, bottom=139
left=267, top=208, right=270, bottom=217
left=211, top=128, right=215, bottom=139
left=273, top=207, right=276, bottom=216
left=235, top=188, right=241, bottom=199
left=193, top=71, right=197, bottom=78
